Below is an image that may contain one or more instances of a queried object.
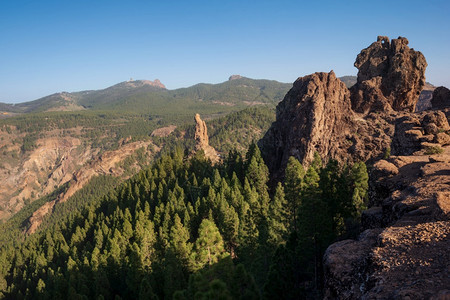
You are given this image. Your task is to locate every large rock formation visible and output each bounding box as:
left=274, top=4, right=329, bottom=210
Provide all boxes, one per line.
left=257, top=36, right=450, bottom=298
left=194, top=113, right=209, bottom=148
left=431, top=86, right=450, bottom=109
left=351, top=36, right=427, bottom=113
left=194, top=114, right=219, bottom=163
left=259, top=71, right=356, bottom=174
left=259, top=71, right=397, bottom=177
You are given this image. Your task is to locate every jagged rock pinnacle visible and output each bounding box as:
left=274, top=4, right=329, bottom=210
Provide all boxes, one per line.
left=193, top=114, right=219, bottom=163
left=194, top=113, right=209, bottom=148
left=351, top=36, right=427, bottom=113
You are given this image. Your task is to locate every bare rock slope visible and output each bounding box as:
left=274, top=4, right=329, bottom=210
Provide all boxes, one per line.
left=324, top=149, right=450, bottom=299
left=25, top=140, right=156, bottom=234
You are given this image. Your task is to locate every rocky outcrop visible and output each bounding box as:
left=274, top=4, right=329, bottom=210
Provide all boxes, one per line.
left=144, top=79, right=166, bottom=89
left=127, top=79, right=166, bottom=89
left=259, top=36, right=440, bottom=179
left=228, top=75, right=243, bottom=81
left=324, top=149, right=450, bottom=299
left=259, top=71, right=357, bottom=174
left=351, top=36, right=427, bottom=113
left=259, top=71, right=397, bottom=177
left=194, top=114, right=219, bottom=163
left=431, top=86, right=450, bottom=109
left=391, top=110, right=450, bottom=156
left=195, top=114, right=209, bottom=148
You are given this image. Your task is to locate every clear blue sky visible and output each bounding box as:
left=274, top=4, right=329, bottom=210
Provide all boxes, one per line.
left=1, top=0, right=449, bottom=103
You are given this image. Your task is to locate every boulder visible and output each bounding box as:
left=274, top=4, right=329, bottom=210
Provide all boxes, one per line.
left=323, top=229, right=381, bottom=299
left=435, top=132, right=450, bottom=146
left=422, top=111, right=450, bottom=131
left=372, top=160, right=399, bottom=178
left=431, top=86, right=450, bottom=109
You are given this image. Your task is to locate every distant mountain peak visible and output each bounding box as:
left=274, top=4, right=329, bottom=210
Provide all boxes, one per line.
left=125, top=79, right=166, bottom=89
left=229, top=75, right=243, bottom=81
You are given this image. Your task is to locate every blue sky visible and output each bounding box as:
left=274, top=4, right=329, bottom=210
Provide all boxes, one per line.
left=1, top=0, right=449, bottom=103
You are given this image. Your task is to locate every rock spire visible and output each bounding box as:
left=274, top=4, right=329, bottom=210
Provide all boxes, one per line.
left=350, top=36, right=427, bottom=113
left=193, top=114, right=219, bottom=163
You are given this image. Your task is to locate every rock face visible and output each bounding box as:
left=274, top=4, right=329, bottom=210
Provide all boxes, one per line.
left=194, top=114, right=219, bottom=163
left=259, top=36, right=436, bottom=178
left=351, top=36, right=427, bottom=113
left=148, top=79, right=166, bottom=89
left=259, top=71, right=356, bottom=174
left=431, top=86, right=450, bottom=109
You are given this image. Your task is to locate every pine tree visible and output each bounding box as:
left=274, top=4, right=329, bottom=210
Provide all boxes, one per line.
left=349, top=161, right=368, bottom=218
left=268, top=182, right=289, bottom=246
left=169, top=214, right=193, bottom=269
left=217, top=199, right=239, bottom=256
left=320, top=159, right=343, bottom=237
left=284, top=156, right=305, bottom=232
left=192, top=219, right=227, bottom=271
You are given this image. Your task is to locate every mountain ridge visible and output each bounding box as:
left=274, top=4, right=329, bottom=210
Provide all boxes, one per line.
left=0, top=77, right=291, bottom=113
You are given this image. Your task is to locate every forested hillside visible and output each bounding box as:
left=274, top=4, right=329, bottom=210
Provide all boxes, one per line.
left=0, top=144, right=368, bottom=299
